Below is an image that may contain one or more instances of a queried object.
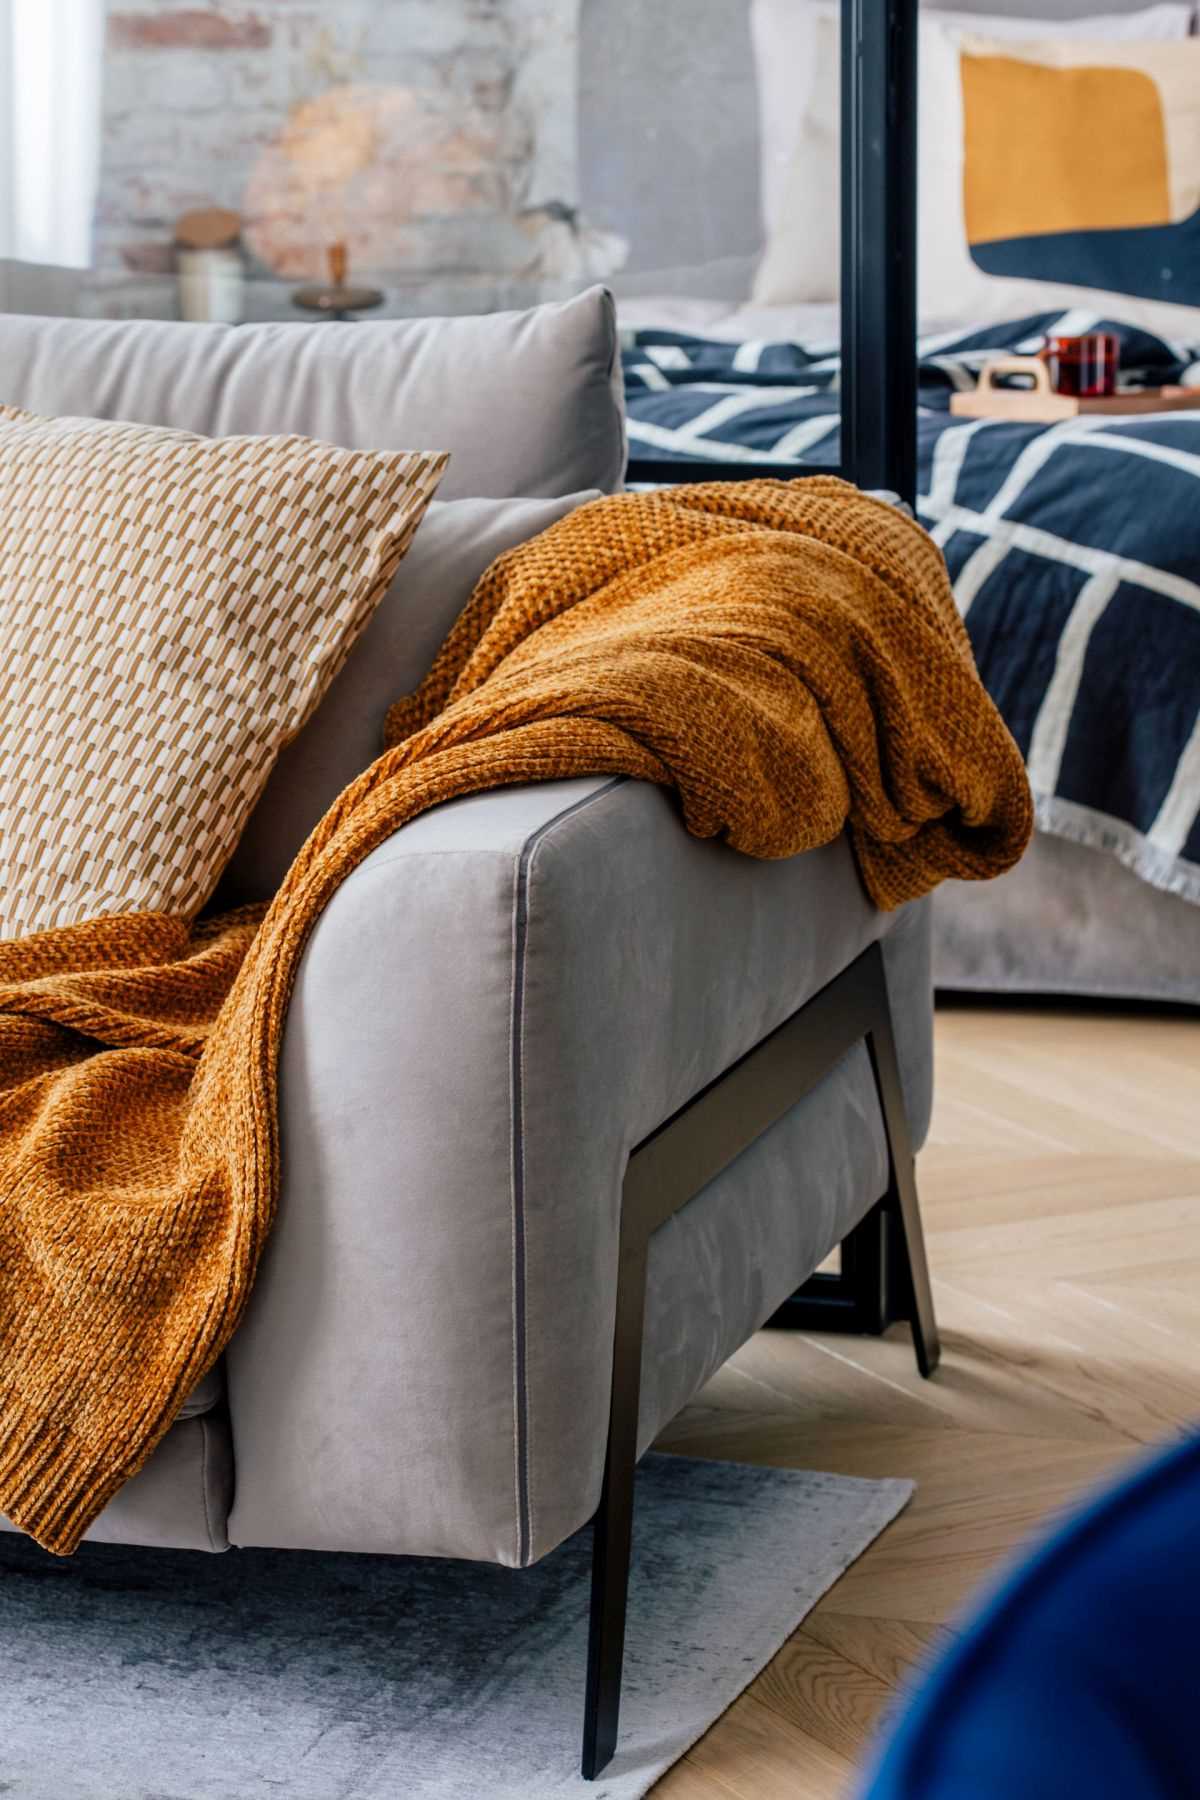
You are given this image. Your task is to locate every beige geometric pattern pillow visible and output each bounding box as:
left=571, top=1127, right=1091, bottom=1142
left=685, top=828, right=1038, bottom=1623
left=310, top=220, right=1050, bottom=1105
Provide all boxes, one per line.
left=0, top=405, right=447, bottom=940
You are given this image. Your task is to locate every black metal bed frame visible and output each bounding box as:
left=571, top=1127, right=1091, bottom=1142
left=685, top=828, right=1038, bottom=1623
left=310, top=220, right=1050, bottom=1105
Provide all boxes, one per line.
left=582, top=1, right=927, bottom=1774
left=581, top=943, right=940, bottom=1778
left=625, top=0, right=919, bottom=507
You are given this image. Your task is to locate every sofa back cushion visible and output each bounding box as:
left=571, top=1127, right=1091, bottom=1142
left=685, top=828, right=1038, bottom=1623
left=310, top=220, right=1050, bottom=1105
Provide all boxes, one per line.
left=220, top=490, right=599, bottom=903
left=0, top=288, right=626, bottom=502
left=0, top=404, right=445, bottom=937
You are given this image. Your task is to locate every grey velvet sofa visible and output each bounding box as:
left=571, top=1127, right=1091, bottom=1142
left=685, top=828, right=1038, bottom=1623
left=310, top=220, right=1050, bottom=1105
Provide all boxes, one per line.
left=0, top=288, right=938, bottom=1774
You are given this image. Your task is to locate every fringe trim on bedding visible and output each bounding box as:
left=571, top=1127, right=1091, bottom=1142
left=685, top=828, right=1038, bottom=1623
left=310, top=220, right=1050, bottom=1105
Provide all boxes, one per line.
left=1034, top=793, right=1200, bottom=908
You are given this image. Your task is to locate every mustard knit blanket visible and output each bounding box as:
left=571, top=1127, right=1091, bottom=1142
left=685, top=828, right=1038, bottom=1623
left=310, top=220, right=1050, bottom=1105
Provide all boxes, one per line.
left=0, top=480, right=1031, bottom=1553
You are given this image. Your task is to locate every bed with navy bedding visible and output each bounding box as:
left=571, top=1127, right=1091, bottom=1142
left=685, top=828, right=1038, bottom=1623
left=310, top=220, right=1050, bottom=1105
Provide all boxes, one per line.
left=622, top=314, right=1200, bottom=1003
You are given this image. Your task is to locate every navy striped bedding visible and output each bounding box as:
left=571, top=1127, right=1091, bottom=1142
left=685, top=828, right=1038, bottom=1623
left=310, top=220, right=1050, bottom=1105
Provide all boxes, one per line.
left=623, top=316, right=1200, bottom=903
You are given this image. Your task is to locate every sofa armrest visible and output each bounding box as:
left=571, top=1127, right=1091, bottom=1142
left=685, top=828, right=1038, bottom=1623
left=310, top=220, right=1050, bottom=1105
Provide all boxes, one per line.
left=225, top=777, right=931, bottom=1565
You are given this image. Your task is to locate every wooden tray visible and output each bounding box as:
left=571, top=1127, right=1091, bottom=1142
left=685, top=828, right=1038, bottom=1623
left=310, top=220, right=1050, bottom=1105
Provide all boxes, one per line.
left=951, top=356, right=1200, bottom=421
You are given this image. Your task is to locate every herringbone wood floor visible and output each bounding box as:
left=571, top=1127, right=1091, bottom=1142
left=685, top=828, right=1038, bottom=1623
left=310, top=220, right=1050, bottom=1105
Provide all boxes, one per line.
left=653, top=1001, right=1200, bottom=1799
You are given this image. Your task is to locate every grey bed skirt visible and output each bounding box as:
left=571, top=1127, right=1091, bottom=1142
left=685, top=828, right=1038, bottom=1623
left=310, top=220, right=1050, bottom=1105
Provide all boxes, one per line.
left=933, top=831, right=1200, bottom=1007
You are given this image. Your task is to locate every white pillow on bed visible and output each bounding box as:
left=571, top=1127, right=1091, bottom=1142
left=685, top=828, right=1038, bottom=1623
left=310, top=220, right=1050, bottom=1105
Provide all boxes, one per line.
left=918, top=25, right=1200, bottom=339
left=750, top=0, right=1196, bottom=318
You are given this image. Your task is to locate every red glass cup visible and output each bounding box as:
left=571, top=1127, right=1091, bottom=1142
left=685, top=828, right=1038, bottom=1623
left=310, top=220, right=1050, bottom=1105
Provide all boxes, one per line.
left=1040, top=332, right=1119, bottom=398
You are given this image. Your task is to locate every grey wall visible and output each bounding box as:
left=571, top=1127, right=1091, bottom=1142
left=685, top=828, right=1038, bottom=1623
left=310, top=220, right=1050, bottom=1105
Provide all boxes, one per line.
left=579, top=0, right=762, bottom=294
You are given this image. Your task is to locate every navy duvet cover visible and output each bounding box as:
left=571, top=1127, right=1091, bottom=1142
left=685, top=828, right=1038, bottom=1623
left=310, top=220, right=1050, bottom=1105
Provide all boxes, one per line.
left=623, top=316, right=1200, bottom=902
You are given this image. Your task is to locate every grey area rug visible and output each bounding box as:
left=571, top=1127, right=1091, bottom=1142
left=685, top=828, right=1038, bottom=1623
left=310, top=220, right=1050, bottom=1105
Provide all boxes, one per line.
left=0, top=1453, right=911, bottom=1800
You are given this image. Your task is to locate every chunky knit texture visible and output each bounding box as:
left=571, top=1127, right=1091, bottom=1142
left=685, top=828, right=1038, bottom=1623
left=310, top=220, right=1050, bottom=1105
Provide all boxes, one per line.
left=0, top=480, right=1031, bottom=1554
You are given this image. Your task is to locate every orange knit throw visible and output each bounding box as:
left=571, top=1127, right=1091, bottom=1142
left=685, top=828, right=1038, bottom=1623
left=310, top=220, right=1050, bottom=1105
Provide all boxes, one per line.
left=0, top=480, right=1031, bottom=1554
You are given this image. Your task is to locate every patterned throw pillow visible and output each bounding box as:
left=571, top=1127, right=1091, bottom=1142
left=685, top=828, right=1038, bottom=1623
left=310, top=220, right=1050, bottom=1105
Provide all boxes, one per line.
left=0, top=406, right=447, bottom=939
left=918, top=25, right=1200, bottom=337
left=749, top=0, right=1193, bottom=298
left=956, top=35, right=1200, bottom=312
left=750, top=0, right=1200, bottom=339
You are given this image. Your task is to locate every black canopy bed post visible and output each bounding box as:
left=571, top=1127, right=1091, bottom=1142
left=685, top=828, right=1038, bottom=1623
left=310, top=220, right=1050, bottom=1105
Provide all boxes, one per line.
left=621, top=0, right=918, bottom=497
left=840, top=0, right=920, bottom=505
left=773, top=0, right=924, bottom=1341
left=766, top=0, right=925, bottom=1340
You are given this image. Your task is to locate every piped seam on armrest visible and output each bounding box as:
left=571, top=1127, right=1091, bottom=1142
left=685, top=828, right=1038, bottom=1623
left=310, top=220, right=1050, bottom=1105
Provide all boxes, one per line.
left=510, top=776, right=628, bottom=1567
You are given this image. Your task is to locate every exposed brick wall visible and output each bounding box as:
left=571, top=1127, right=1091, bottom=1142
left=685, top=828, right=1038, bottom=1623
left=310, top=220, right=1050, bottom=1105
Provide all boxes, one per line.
left=95, top=0, right=592, bottom=314
left=108, top=9, right=272, bottom=51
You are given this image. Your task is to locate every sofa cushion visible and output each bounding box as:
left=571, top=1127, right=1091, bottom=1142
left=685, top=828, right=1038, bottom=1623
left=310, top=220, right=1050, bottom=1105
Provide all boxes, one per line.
left=0, top=288, right=626, bottom=502
left=178, top=1367, right=224, bottom=1421
left=222, top=490, right=600, bottom=904
left=3, top=1410, right=234, bottom=1553
left=0, top=405, right=445, bottom=937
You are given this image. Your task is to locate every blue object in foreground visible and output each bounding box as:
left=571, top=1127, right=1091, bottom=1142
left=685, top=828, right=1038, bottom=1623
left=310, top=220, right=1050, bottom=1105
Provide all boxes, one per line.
left=859, top=1430, right=1200, bottom=1799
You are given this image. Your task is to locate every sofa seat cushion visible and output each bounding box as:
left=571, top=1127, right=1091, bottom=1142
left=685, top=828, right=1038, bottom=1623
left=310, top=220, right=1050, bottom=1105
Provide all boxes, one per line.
left=1, top=1408, right=233, bottom=1553
left=0, top=288, right=625, bottom=503
left=0, top=1367, right=228, bottom=1550
left=178, top=1366, right=224, bottom=1421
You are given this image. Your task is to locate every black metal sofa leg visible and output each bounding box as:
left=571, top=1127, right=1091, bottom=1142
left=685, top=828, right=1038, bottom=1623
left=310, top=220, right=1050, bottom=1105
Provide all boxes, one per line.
left=769, top=991, right=941, bottom=1377
left=579, top=941, right=940, bottom=1779
left=582, top=1233, right=649, bottom=1779
left=865, top=996, right=941, bottom=1378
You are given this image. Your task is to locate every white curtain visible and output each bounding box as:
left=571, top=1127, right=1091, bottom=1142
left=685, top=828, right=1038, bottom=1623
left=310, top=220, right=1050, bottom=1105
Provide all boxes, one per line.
left=0, top=0, right=103, bottom=266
